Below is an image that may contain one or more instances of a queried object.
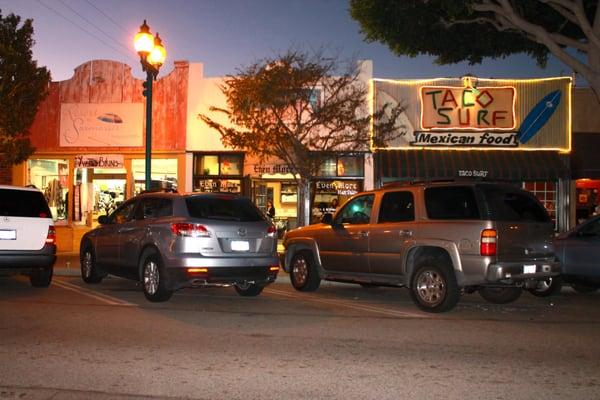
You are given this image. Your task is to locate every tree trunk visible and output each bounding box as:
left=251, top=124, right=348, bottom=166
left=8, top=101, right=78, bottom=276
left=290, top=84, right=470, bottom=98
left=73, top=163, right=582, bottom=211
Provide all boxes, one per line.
left=296, top=177, right=311, bottom=227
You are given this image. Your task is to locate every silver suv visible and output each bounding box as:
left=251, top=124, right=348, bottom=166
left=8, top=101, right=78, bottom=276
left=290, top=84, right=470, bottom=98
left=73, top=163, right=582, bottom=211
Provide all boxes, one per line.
left=0, top=185, right=56, bottom=287
left=281, top=182, right=561, bottom=312
left=80, top=192, right=279, bottom=301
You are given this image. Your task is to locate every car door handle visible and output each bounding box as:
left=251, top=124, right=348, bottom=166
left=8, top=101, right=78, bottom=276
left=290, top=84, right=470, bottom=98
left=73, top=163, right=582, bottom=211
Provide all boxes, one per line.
left=399, top=230, right=413, bottom=237
left=356, top=231, right=369, bottom=238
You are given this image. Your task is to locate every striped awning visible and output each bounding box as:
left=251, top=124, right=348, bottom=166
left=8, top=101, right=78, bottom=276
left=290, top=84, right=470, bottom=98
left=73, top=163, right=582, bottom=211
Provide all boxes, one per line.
left=376, top=150, right=569, bottom=182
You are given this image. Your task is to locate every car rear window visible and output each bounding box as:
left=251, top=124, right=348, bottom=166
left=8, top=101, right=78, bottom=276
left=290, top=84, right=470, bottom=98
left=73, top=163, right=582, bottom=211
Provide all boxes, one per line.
left=425, top=186, right=481, bottom=220
left=478, top=185, right=551, bottom=223
left=0, top=189, right=52, bottom=218
left=185, top=195, right=265, bottom=222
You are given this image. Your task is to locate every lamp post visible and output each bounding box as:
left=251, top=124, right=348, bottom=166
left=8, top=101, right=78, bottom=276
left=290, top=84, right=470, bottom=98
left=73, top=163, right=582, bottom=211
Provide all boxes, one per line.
left=134, top=20, right=166, bottom=191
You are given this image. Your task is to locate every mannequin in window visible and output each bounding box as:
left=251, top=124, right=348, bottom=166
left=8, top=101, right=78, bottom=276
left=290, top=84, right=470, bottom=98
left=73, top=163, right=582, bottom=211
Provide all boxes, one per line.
left=267, top=200, right=275, bottom=219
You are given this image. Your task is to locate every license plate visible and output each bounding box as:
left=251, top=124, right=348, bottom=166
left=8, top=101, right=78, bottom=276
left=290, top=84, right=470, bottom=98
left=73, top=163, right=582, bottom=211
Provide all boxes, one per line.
left=524, top=264, right=536, bottom=274
left=231, top=240, right=249, bottom=252
left=0, top=229, right=16, bottom=240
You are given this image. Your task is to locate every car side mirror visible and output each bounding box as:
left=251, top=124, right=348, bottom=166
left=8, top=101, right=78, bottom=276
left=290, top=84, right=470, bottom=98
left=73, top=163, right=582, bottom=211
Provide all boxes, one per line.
left=98, top=215, right=110, bottom=225
left=321, top=213, right=334, bottom=225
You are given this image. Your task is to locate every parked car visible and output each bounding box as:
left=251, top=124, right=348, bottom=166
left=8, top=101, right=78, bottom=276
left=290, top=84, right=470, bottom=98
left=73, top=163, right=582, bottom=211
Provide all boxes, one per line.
left=281, top=182, right=560, bottom=312
left=0, top=185, right=56, bottom=287
left=79, top=191, right=279, bottom=302
left=529, top=215, right=600, bottom=296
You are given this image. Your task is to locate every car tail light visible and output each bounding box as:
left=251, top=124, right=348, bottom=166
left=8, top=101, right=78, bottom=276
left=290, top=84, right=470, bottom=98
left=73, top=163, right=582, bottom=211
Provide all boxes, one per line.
left=171, top=223, right=211, bottom=238
left=46, top=226, right=56, bottom=244
left=267, top=225, right=277, bottom=238
left=480, top=229, right=497, bottom=256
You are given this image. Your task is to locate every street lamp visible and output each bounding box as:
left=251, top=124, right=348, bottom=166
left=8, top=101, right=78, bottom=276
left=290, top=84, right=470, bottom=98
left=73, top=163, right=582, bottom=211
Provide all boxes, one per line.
left=134, top=20, right=166, bottom=191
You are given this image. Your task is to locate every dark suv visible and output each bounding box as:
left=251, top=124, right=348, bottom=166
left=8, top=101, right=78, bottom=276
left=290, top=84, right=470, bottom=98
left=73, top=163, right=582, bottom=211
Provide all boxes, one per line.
left=80, top=192, right=279, bottom=301
left=281, top=182, right=560, bottom=312
left=0, top=185, right=56, bottom=287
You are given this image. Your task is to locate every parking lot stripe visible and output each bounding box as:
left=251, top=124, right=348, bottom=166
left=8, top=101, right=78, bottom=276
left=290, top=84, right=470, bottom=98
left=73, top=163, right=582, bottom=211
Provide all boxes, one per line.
left=265, top=288, right=429, bottom=319
left=53, top=279, right=136, bottom=307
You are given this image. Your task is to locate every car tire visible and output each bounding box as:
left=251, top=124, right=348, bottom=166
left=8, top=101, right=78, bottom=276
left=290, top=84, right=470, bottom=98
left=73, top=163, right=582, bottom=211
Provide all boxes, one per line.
left=571, top=283, right=599, bottom=294
left=290, top=251, right=321, bottom=292
left=80, top=247, right=104, bottom=284
left=479, top=286, right=522, bottom=304
left=29, top=267, right=53, bottom=288
left=234, top=282, right=264, bottom=297
left=528, top=276, right=562, bottom=297
left=141, top=251, right=173, bottom=302
left=409, top=260, right=460, bottom=313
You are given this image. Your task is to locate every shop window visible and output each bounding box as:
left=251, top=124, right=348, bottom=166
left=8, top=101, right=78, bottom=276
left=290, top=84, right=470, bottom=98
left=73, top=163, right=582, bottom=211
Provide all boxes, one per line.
left=27, top=159, right=69, bottom=225
left=194, top=154, right=242, bottom=176
left=280, top=183, right=297, bottom=203
left=318, top=155, right=364, bottom=177
left=193, top=154, right=244, bottom=193
left=523, top=181, right=557, bottom=228
left=132, top=159, right=178, bottom=194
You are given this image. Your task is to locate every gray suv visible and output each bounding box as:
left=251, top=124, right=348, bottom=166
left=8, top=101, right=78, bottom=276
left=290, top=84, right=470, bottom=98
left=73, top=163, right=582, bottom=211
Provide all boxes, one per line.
left=281, top=182, right=560, bottom=312
left=80, top=192, right=279, bottom=301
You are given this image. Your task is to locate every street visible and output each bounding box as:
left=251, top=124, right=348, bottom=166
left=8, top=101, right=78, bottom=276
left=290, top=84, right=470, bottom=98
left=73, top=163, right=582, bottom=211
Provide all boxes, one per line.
left=1, top=270, right=599, bottom=400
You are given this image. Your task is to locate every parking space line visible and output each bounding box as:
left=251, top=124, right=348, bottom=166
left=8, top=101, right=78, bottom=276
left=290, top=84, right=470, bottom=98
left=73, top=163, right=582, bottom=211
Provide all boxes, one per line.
left=53, top=279, right=137, bottom=307
left=265, top=288, right=430, bottom=319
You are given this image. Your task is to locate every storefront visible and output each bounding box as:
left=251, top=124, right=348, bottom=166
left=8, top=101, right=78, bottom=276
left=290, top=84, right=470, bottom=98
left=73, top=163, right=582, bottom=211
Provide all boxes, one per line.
left=13, top=60, right=189, bottom=251
left=372, top=76, right=572, bottom=231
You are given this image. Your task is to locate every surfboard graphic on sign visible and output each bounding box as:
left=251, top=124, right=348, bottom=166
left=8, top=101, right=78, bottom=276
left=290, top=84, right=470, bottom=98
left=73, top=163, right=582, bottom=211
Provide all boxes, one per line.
left=518, top=90, right=561, bottom=144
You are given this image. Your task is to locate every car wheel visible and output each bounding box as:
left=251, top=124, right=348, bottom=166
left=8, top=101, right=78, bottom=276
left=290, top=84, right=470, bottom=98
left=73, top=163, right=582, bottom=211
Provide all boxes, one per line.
left=234, top=282, right=264, bottom=297
left=409, top=260, right=460, bottom=313
left=528, top=276, right=562, bottom=297
left=80, top=247, right=104, bottom=284
left=29, top=267, right=53, bottom=288
left=479, top=286, right=522, bottom=304
left=141, top=252, right=173, bottom=302
left=290, top=251, right=321, bottom=292
left=571, top=283, right=599, bottom=294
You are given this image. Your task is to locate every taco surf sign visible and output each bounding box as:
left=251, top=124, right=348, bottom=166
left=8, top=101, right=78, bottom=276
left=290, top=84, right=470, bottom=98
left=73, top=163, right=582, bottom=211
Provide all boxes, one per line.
left=374, top=77, right=570, bottom=150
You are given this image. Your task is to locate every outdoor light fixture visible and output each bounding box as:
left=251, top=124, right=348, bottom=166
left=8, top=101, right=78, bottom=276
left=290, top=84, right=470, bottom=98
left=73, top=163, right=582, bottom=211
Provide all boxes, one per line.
left=134, top=20, right=167, bottom=190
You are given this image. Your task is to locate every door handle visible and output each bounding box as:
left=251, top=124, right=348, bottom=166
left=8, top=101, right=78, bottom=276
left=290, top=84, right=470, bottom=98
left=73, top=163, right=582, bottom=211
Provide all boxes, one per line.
left=356, top=231, right=369, bottom=238
left=399, top=230, right=413, bottom=237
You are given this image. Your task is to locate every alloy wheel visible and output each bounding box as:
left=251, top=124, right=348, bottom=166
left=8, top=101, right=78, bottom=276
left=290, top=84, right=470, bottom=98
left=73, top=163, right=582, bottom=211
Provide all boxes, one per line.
left=83, top=251, right=93, bottom=278
left=415, top=269, right=446, bottom=307
left=144, top=260, right=159, bottom=295
left=292, top=256, right=308, bottom=287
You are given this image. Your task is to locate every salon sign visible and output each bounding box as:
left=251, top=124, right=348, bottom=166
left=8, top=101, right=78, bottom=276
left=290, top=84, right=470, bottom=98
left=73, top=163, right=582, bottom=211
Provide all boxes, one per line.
left=74, top=154, right=124, bottom=169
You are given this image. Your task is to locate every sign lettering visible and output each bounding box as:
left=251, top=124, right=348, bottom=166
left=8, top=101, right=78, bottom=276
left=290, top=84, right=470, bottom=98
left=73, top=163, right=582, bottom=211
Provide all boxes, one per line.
left=421, top=86, right=515, bottom=130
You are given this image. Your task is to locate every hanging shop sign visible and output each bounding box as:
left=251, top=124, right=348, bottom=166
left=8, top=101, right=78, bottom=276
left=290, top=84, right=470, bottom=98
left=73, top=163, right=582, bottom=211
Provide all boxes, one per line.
left=74, top=154, right=124, bottom=169
left=315, top=180, right=360, bottom=196
left=373, top=77, right=571, bottom=150
left=60, top=103, right=143, bottom=147
left=195, top=179, right=241, bottom=193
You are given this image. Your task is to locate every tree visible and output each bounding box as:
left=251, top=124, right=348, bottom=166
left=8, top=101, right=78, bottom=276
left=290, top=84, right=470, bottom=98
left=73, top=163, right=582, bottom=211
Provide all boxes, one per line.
left=0, top=11, right=51, bottom=167
left=199, top=49, right=404, bottom=227
left=350, top=0, right=600, bottom=99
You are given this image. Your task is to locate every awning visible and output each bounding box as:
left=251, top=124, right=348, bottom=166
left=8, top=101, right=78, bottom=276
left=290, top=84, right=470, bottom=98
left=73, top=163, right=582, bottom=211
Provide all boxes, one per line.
left=571, top=132, right=600, bottom=179
left=376, top=150, right=569, bottom=182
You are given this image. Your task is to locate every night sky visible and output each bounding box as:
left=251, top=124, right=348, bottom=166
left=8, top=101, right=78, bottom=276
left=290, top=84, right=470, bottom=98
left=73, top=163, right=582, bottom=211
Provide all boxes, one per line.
left=0, top=0, right=577, bottom=83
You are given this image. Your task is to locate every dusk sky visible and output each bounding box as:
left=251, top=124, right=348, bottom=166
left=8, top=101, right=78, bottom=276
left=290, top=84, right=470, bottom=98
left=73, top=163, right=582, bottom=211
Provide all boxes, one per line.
left=0, top=0, right=579, bottom=83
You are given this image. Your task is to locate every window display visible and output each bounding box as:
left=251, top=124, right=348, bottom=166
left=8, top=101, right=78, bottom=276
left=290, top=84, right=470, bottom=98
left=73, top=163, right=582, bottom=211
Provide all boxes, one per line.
left=27, top=159, right=69, bottom=225
left=132, top=159, right=178, bottom=194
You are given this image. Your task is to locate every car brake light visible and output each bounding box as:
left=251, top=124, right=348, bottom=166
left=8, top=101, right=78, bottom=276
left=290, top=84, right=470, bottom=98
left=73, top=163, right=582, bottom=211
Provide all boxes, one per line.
left=267, top=225, right=277, bottom=238
left=269, top=265, right=280, bottom=272
left=171, top=223, right=211, bottom=237
left=480, top=229, right=497, bottom=256
left=46, top=226, right=56, bottom=244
